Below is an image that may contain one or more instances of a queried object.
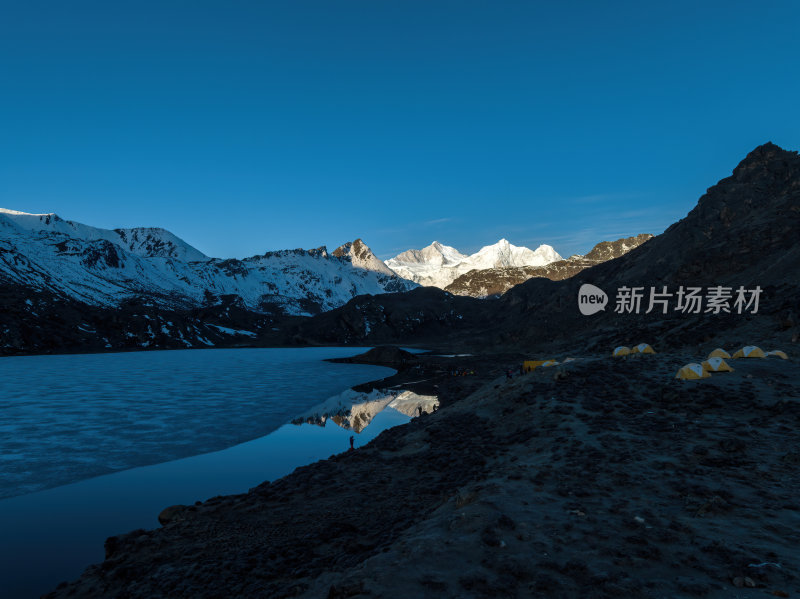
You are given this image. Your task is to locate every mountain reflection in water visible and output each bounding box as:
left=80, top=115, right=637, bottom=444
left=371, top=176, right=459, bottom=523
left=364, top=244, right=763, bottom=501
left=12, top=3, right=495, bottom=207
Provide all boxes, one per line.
left=293, top=389, right=439, bottom=433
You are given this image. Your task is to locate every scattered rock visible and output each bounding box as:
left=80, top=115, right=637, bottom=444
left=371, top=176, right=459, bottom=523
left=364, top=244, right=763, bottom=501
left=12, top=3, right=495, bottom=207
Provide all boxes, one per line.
left=158, top=505, right=189, bottom=526
left=733, top=576, right=757, bottom=588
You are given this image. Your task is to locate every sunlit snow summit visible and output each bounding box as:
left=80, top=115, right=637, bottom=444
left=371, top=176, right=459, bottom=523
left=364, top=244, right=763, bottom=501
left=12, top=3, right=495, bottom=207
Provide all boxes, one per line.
left=385, top=239, right=562, bottom=288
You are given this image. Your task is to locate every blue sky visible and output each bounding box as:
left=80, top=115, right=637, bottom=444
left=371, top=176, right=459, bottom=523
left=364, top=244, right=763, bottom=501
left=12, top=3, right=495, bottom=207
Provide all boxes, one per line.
left=1, top=1, right=798, bottom=259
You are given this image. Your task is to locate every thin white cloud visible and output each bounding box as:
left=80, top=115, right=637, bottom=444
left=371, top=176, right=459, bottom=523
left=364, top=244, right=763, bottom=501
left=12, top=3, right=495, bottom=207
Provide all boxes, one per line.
left=547, top=191, right=651, bottom=205
left=422, top=217, right=452, bottom=226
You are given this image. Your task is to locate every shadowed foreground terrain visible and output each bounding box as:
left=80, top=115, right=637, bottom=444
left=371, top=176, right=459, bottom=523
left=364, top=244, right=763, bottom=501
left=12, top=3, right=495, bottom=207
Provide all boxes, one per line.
left=47, top=352, right=799, bottom=598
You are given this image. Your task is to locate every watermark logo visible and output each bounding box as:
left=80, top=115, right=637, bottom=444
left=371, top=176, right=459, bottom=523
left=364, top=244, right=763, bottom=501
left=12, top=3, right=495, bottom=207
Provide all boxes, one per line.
left=578, top=284, right=762, bottom=315
left=578, top=283, right=608, bottom=315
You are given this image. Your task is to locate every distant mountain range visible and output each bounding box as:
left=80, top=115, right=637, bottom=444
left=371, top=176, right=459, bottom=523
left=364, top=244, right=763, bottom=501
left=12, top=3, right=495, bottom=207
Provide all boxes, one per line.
left=385, top=239, right=563, bottom=288
left=0, top=209, right=415, bottom=316
left=0, top=206, right=651, bottom=319
left=0, top=199, right=677, bottom=355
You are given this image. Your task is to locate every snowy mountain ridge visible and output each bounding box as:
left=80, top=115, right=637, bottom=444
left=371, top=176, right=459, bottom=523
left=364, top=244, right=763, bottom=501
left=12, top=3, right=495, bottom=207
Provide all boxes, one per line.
left=0, top=208, right=208, bottom=262
left=385, top=238, right=562, bottom=288
left=0, top=209, right=416, bottom=316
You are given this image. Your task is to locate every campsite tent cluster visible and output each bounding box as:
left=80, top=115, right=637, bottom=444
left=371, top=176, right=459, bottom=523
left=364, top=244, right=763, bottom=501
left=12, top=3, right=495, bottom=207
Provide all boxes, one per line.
left=521, top=344, right=788, bottom=380
left=522, top=357, right=580, bottom=372
left=522, top=359, right=559, bottom=372
left=612, top=343, right=656, bottom=357
left=676, top=345, right=788, bottom=380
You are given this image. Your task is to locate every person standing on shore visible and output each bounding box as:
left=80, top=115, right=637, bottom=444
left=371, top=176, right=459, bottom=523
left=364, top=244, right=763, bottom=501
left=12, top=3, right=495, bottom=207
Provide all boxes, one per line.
left=349, top=435, right=354, bottom=450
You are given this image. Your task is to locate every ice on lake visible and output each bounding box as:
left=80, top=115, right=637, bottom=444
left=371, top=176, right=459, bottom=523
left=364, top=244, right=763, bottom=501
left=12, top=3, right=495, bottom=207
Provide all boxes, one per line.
left=0, top=347, right=407, bottom=596
left=0, top=347, right=394, bottom=499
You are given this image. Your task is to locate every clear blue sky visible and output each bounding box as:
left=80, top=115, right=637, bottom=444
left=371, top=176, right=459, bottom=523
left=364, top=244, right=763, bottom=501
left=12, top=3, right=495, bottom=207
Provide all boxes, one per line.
left=1, top=1, right=798, bottom=259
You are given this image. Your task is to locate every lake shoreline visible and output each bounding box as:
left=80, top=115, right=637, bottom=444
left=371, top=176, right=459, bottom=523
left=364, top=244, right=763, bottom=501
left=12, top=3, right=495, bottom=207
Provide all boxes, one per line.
left=0, top=347, right=409, bottom=597
left=44, top=352, right=800, bottom=598
left=0, top=347, right=398, bottom=502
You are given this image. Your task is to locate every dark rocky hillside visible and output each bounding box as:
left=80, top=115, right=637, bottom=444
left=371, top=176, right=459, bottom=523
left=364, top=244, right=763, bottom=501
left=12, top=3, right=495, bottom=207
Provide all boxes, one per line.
left=493, top=142, right=800, bottom=351
left=0, top=286, right=281, bottom=356
left=285, top=286, right=482, bottom=347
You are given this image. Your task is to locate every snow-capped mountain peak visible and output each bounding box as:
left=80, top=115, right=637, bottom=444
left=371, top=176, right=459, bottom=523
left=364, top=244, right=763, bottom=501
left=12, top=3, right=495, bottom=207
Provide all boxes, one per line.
left=470, top=239, right=561, bottom=269
left=426, top=241, right=468, bottom=265
left=387, top=240, right=467, bottom=268
left=385, top=239, right=563, bottom=288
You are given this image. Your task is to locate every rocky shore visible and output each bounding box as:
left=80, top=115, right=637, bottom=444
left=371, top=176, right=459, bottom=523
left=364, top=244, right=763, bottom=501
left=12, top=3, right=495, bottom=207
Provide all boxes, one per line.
left=46, top=349, right=799, bottom=598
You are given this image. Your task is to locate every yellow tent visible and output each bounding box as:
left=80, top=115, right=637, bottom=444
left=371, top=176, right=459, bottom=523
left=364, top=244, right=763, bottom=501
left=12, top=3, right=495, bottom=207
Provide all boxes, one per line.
left=701, top=357, right=734, bottom=373
left=676, top=363, right=710, bottom=380
left=612, top=346, right=631, bottom=357
left=708, top=348, right=731, bottom=359
left=523, top=360, right=554, bottom=372
left=732, top=345, right=766, bottom=359
left=766, top=350, right=788, bottom=360
left=631, top=343, right=655, bottom=354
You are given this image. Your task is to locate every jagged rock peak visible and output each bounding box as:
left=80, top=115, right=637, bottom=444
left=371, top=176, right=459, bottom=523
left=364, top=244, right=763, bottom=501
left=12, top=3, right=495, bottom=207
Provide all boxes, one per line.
left=731, top=141, right=800, bottom=181
left=332, top=238, right=369, bottom=260
left=333, top=239, right=397, bottom=276
left=584, top=234, right=653, bottom=262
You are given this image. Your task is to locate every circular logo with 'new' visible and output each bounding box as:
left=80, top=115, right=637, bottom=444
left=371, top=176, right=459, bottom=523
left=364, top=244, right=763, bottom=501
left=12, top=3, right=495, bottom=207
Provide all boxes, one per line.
left=578, top=284, right=607, bottom=315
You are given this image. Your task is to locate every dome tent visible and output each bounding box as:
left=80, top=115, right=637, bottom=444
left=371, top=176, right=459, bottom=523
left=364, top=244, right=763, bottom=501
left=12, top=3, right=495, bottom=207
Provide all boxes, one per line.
left=631, top=343, right=655, bottom=354
left=701, top=357, right=734, bottom=373
left=708, top=348, right=731, bottom=359
left=613, top=346, right=631, bottom=358
left=732, top=346, right=766, bottom=359
left=676, top=363, right=710, bottom=380
left=766, top=350, right=788, bottom=359
left=523, top=360, right=554, bottom=372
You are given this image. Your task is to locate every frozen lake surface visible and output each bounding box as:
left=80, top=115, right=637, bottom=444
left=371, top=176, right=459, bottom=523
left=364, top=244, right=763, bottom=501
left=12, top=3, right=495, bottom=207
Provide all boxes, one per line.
left=0, top=347, right=394, bottom=499
left=0, top=347, right=400, bottom=596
